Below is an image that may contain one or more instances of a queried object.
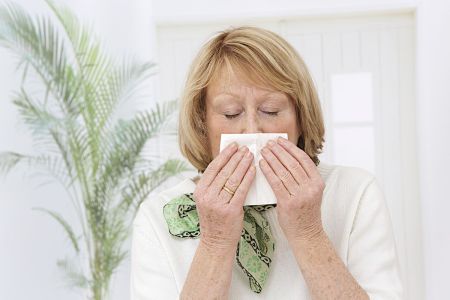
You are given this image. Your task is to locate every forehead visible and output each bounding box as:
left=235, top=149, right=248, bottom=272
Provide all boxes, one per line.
left=206, top=64, right=285, bottom=101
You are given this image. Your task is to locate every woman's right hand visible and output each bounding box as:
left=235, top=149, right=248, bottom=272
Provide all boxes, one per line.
left=193, top=142, right=256, bottom=252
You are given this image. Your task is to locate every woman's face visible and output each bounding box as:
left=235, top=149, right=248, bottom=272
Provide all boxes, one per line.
left=205, top=67, right=301, bottom=159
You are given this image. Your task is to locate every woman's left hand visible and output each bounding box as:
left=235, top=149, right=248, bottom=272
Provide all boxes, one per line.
left=259, top=136, right=325, bottom=245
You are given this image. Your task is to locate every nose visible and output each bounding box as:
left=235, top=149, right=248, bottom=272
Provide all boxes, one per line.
left=241, top=112, right=263, bottom=134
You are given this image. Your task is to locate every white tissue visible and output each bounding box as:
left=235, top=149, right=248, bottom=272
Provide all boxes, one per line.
left=219, top=133, right=288, bottom=206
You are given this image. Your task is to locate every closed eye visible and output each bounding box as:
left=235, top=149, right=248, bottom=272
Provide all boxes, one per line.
left=224, top=113, right=240, bottom=119
left=224, top=111, right=279, bottom=119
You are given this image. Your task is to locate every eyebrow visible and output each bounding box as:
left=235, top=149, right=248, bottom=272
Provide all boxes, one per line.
left=213, top=91, right=287, bottom=102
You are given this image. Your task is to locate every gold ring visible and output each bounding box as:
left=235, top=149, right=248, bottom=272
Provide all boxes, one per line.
left=222, top=185, right=235, bottom=196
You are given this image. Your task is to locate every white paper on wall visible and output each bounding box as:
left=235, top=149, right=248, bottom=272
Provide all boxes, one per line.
left=219, top=133, right=288, bottom=206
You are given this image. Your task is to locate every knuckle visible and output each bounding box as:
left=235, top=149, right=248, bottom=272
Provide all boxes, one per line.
left=217, top=192, right=229, bottom=203
left=317, top=181, right=325, bottom=191
left=304, top=190, right=314, bottom=199
left=279, top=170, right=291, bottom=182
left=203, top=190, right=215, bottom=203
left=306, top=185, right=321, bottom=198
left=314, top=184, right=324, bottom=195
left=273, top=179, right=285, bottom=191
left=208, top=162, right=220, bottom=173
left=312, top=179, right=325, bottom=192
left=227, top=205, right=243, bottom=216
left=290, top=161, right=301, bottom=171
left=227, top=177, right=239, bottom=189
left=234, top=188, right=245, bottom=199
left=218, top=168, right=232, bottom=180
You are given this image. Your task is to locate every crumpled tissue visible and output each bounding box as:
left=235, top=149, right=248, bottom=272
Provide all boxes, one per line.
left=219, top=133, right=288, bottom=206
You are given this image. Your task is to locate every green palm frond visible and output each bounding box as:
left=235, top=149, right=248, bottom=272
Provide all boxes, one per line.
left=0, top=152, right=24, bottom=175
left=0, top=151, right=72, bottom=186
left=12, top=88, right=62, bottom=134
left=57, top=258, right=90, bottom=289
left=93, top=99, right=180, bottom=204
left=0, top=2, right=80, bottom=116
left=33, top=207, right=80, bottom=253
left=0, top=2, right=190, bottom=299
left=120, top=158, right=192, bottom=216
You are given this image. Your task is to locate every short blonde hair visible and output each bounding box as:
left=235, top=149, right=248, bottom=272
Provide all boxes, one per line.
left=178, top=26, right=325, bottom=173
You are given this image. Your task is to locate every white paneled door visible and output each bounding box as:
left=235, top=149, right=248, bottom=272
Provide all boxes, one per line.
left=156, top=12, right=422, bottom=299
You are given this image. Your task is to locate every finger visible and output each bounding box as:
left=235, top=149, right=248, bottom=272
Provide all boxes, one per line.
left=197, top=142, right=238, bottom=191
left=217, top=149, right=254, bottom=202
left=261, top=145, right=298, bottom=195
left=210, top=145, right=249, bottom=197
left=266, top=140, right=308, bottom=184
left=230, top=164, right=256, bottom=207
left=277, top=137, right=320, bottom=180
left=259, top=158, right=290, bottom=199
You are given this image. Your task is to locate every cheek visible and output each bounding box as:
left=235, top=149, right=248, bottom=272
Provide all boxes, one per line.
left=206, top=116, right=228, bottom=158
left=269, top=114, right=300, bottom=142
left=207, top=116, right=227, bottom=138
left=207, top=113, right=240, bottom=136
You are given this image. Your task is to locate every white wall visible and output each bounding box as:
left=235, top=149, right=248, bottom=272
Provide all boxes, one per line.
left=416, top=0, right=450, bottom=299
left=152, top=0, right=418, bottom=23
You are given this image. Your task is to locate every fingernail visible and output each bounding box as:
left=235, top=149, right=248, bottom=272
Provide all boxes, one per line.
left=267, top=140, right=275, bottom=147
left=239, top=145, right=248, bottom=152
left=228, top=142, right=238, bottom=151
left=277, top=137, right=287, bottom=143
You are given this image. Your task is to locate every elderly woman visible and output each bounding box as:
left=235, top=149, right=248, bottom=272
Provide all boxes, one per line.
left=130, top=26, right=403, bottom=299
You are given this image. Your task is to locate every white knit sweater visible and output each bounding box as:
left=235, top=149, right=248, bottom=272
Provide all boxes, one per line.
left=130, top=162, right=403, bottom=299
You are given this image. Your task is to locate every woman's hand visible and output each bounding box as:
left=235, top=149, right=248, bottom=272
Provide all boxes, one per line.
left=259, top=136, right=325, bottom=245
left=193, top=142, right=256, bottom=253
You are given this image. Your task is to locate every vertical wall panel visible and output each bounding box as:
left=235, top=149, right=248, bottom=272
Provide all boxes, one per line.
left=321, top=32, right=343, bottom=162
left=341, top=32, right=361, bottom=71
left=397, top=26, right=423, bottom=299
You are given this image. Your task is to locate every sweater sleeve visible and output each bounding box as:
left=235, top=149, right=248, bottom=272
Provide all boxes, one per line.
left=347, top=178, right=404, bottom=299
left=130, top=204, right=179, bottom=300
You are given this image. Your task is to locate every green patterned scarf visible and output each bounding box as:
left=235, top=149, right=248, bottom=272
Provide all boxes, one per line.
left=163, top=192, right=276, bottom=293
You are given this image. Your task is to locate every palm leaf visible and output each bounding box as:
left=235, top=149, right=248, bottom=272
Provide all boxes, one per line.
left=0, top=151, right=72, bottom=187
left=12, top=88, right=61, bottom=133
left=120, top=158, right=192, bottom=215
left=57, top=258, right=89, bottom=289
left=0, top=3, right=80, bottom=116
left=33, top=207, right=80, bottom=253
left=93, top=99, right=180, bottom=205
left=0, top=152, right=24, bottom=176
left=0, top=2, right=189, bottom=299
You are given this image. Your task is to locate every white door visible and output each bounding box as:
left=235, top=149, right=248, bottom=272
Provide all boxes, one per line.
left=156, top=11, right=422, bottom=299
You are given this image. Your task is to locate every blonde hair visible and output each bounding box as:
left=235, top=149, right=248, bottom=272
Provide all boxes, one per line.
left=178, top=26, right=325, bottom=173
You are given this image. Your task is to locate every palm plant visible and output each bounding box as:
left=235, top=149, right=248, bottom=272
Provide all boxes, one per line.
left=0, top=1, right=191, bottom=299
